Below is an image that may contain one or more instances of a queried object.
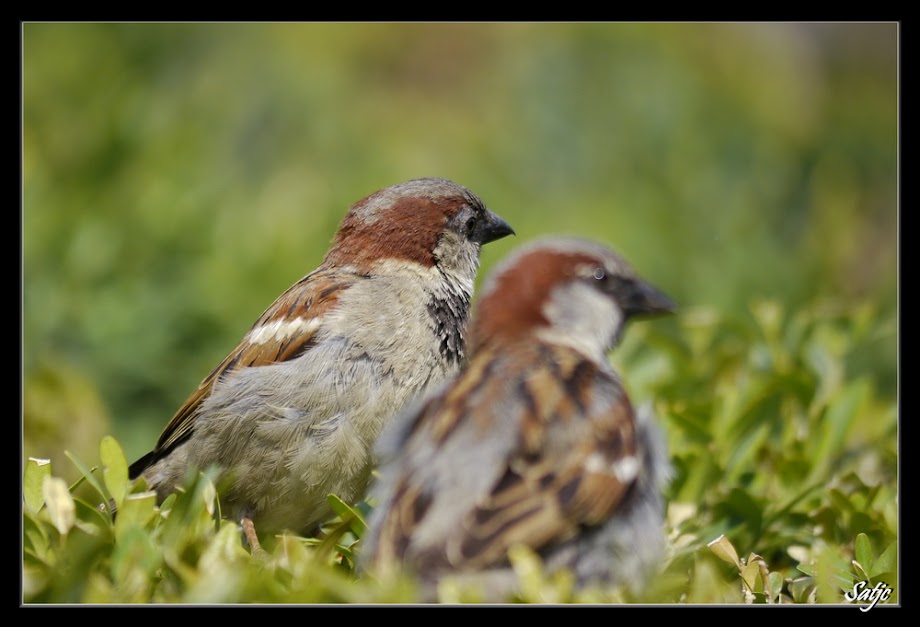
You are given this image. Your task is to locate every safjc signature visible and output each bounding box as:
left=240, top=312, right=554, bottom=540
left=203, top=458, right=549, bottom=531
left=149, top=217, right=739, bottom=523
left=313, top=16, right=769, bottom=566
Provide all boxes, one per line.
left=844, top=581, right=893, bottom=611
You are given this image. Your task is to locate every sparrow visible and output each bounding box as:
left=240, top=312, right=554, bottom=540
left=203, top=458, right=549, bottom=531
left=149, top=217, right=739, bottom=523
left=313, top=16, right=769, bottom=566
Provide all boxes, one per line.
left=128, top=177, right=514, bottom=551
left=360, top=237, right=675, bottom=598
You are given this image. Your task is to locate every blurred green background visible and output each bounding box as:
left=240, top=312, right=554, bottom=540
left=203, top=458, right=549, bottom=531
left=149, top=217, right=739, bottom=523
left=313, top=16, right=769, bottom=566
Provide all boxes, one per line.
left=23, top=23, right=897, bottom=478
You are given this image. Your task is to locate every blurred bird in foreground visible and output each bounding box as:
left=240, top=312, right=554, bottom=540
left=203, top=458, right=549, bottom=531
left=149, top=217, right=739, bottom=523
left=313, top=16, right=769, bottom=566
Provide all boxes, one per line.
left=361, top=237, right=674, bottom=599
left=128, top=178, right=514, bottom=551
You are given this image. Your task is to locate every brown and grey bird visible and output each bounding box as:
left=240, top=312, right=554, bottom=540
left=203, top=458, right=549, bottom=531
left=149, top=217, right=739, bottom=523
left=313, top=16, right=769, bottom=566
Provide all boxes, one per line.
left=128, top=178, right=514, bottom=550
left=361, top=237, right=674, bottom=598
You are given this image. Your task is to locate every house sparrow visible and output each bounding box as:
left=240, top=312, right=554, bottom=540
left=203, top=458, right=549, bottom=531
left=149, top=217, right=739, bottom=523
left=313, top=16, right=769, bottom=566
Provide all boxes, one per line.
left=361, top=237, right=674, bottom=598
left=128, top=177, right=514, bottom=550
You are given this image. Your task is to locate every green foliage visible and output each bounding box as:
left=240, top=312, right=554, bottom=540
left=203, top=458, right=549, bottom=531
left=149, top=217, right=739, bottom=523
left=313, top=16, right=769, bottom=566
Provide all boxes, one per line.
left=624, top=299, right=898, bottom=606
left=22, top=301, right=897, bottom=604
left=24, top=442, right=417, bottom=604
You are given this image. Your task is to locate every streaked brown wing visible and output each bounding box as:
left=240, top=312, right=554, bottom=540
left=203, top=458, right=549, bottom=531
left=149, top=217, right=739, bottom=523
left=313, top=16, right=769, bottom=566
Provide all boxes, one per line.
left=152, top=268, right=360, bottom=454
left=369, top=344, right=639, bottom=575
left=366, top=362, right=493, bottom=572
left=441, top=346, right=638, bottom=570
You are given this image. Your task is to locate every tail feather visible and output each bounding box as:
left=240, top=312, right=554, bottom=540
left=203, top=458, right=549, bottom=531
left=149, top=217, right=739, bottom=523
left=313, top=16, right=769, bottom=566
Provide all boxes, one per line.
left=128, top=450, right=159, bottom=480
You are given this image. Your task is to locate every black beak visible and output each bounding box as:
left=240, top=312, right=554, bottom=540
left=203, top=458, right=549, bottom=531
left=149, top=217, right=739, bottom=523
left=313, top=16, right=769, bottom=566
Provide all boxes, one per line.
left=474, top=210, right=515, bottom=245
left=616, top=278, right=676, bottom=320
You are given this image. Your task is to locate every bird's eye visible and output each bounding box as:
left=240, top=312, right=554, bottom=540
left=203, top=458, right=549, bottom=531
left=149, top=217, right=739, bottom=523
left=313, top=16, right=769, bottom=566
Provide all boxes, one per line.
left=465, top=215, right=478, bottom=236
left=593, top=267, right=607, bottom=281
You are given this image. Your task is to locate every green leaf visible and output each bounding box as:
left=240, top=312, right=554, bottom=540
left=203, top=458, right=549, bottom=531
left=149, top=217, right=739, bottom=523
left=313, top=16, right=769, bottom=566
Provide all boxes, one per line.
left=315, top=518, right=355, bottom=562
left=72, top=496, right=115, bottom=539
left=870, top=541, right=897, bottom=578
left=157, top=470, right=220, bottom=548
left=740, top=559, right=764, bottom=595
left=23, top=512, right=51, bottom=564
left=707, top=534, right=743, bottom=570
left=326, top=494, right=368, bottom=538
left=24, top=457, right=52, bottom=514
left=23, top=561, right=50, bottom=602
left=100, top=435, right=129, bottom=510
left=767, top=571, right=784, bottom=602
left=868, top=573, right=897, bottom=604
left=111, top=525, right=162, bottom=585
left=64, top=450, right=112, bottom=511
left=789, top=576, right=816, bottom=604
left=852, top=560, right=870, bottom=583
left=797, top=562, right=816, bottom=577
left=832, top=569, right=857, bottom=593
left=202, top=474, right=217, bottom=517
left=854, top=533, right=873, bottom=576
left=508, top=544, right=547, bottom=602
left=114, top=491, right=159, bottom=542
left=815, top=546, right=855, bottom=602
left=810, top=380, right=869, bottom=479
left=42, top=476, right=75, bottom=535
left=725, top=423, right=770, bottom=485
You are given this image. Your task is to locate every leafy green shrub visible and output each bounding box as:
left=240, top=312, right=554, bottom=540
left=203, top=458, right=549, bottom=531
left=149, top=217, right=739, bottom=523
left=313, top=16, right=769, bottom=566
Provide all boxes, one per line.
left=22, top=299, right=896, bottom=604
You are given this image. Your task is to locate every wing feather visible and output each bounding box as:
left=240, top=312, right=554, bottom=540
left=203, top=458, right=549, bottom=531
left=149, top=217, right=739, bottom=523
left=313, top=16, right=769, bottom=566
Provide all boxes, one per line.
left=368, top=343, right=639, bottom=574
left=132, top=268, right=360, bottom=474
